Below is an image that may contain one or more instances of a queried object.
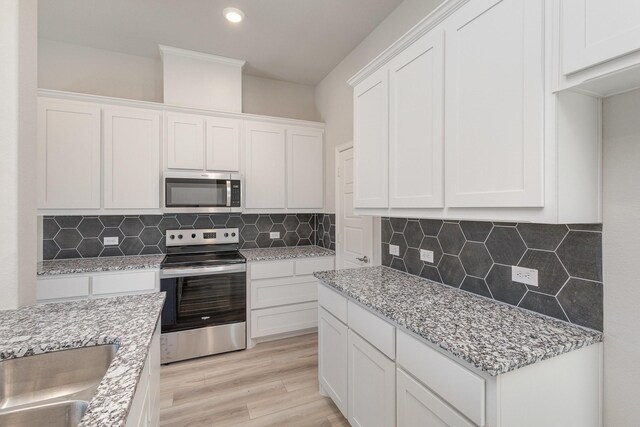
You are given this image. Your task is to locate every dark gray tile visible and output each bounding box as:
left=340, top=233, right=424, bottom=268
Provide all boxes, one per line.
left=77, top=217, right=104, bottom=238
left=140, top=215, right=162, bottom=227
left=271, top=240, right=286, bottom=248
left=77, top=239, right=103, bottom=258
left=271, top=223, right=286, bottom=237
left=419, top=237, right=442, bottom=266
left=438, top=223, right=465, bottom=255
left=403, top=248, right=423, bottom=276
left=226, top=215, right=243, bottom=229
left=568, top=224, right=602, bottom=231
left=54, top=229, right=82, bottom=249
left=390, top=257, right=406, bottom=272
left=381, top=243, right=392, bottom=267
left=517, top=223, right=568, bottom=250
left=242, top=241, right=258, bottom=249
left=176, top=214, right=197, bottom=226
left=437, top=255, right=465, bottom=287
left=283, top=215, right=300, bottom=232
left=158, top=217, right=180, bottom=234
left=404, top=221, right=423, bottom=249
left=518, top=292, right=568, bottom=322
left=55, top=216, right=83, bottom=228
left=460, top=221, right=493, bottom=242
left=419, top=219, right=443, bottom=237
left=461, top=276, right=492, bottom=298
left=140, top=246, right=162, bottom=255
left=284, top=232, right=300, bottom=246
left=211, top=214, right=230, bottom=226
left=485, top=227, right=526, bottom=265
left=194, top=216, right=214, bottom=229
left=121, top=217, right=144, bottom=236
left=298, top=238, right=312, bottom=246
left=43, top=218, right=60, bottom=239
left=120, top=237, right=143, bottom=256
left=557, top=231, right=603, bottom=282
left=557, top=278, right=603, bottom=331
left=99, top=228, right=125, bottom=245
left=390, top=233, right=408, bottom=258
left=241, top=214, right=259, bottom=225
left=140, top=227, right=162, bottom=245
left=101, top=247, right=124, bottom=257
left=518, top=250, right=568, bottom=295
left=56, top=249, right=81, bottom=259
left=255, top=232, right=272, bottom=248
left=298, top=214, right=313, bottom=223
left=241, top=224, right=259, bottom=242
left=323, top=215, right=331, bottom=231
left=493, top=222, right=517, bottom=227
left=459, top=242, right=493, bottom=278
left=390, top=217, right=408, bottom=233
left=100, top=215, right=125, bottom=228
left=381, top=219, right=393, bottom=244
left=297, top=223, right=313, bottom=239
left=486, top=264, right=527, bottom=305
left=270, top=214, right=286, bottom=224
left=158, top=240, right=166, bottom=253
left=43, top=240, right=60, bottom=260
left=256, top=216, right=273, bottom=233
left=419, top=265, right=442, bottom=282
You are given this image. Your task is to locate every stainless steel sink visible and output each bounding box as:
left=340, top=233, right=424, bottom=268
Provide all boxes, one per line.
left=0, top=344, right=118, bottom=426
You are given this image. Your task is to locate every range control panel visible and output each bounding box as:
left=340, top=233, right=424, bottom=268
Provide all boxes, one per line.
left=165, top=228, right=239, bottom=247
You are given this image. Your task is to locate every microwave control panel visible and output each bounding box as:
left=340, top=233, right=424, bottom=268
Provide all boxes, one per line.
left=230, top=181, right=241, bottom=207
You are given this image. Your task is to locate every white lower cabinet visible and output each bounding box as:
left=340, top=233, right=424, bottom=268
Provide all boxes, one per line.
left=318, top=307, right=348, bottom=417
left=126, top=322, right=160, bottom=427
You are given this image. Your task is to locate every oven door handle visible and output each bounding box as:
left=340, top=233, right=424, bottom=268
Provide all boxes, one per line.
left=160, top=264, right=246, bottom=278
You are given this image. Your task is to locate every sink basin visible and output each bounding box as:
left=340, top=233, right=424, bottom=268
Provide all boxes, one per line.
left=0, top=344, right=118, bottom=425
left=0, top=400, right=88, bottom=427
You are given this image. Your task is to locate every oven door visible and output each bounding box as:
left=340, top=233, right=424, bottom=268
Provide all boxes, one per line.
left=160, top=264, right=246, bottom=333
left=164, top=173, right=231, bottom=212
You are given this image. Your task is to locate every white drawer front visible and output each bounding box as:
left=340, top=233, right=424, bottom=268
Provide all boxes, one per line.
left=92, top=270, right=157, bottom=295
left=250, top=302, right=318, bottom=338
left=250, top=260, right=295, bottom=280
left=295, top=257, right=334, bottom=276
left=37, top=276, right=90, bottom=301
left=348, top=301, right=396, bottom=360
left=397, top=330, right=485, bottom=426
left=251, top=276, right=318, bottom=308
left=318, top=284, right=348, bottom=324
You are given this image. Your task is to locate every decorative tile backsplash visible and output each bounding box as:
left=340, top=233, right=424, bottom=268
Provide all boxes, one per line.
left=43, top=213, right=336, bottom=260
left=382, top=218, right=603, bottom=331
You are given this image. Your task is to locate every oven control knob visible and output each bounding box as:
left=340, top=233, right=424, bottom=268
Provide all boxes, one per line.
left=191, top=233, right=196, bottom=239
left=224, top=232, right=229, bottom=238
left=178, top=234, right=183, bottom=239
left=169, top=234, right=175, bottom=240
left=231, top=232, right=236, bottom=237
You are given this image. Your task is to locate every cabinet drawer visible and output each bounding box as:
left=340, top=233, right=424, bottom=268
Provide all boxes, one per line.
left=251, top=276, right=318, bottom=308
left=397, top=330, right=485, bottom=426
left=295, top=257, right=334, bottom=276
left=250, top=260, right=295, bottom=280
left=348, top=301, right=395, bottom=360
left=318, top=284, right=347, bottom=324
left=92, top=270, right=157, bottom=295
left=250, top=302, right=318, bottom=338
left=37, top=276, right=90, bottom=301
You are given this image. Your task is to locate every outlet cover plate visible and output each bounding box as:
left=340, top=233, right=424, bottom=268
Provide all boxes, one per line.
left=389, top=244, right=400, bottom=256
left=420, top=249, right=434, bottom=263
left=103, top=236, right=119, bottom=246
left=269, top=232, right=280, bottom=239
left=512, top=266, right=538, bottom=286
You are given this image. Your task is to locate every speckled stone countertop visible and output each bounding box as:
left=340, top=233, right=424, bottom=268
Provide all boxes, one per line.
left=37, top=255, right=165, bottom=276
left=314, top=266, right=603, bottom=376
left=0, top=293, right=164, bottom=426
left=241, top=246, right=335, bottom=262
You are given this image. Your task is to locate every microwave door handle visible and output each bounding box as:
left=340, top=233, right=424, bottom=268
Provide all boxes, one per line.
left=227, top=180, right=232, bottom=207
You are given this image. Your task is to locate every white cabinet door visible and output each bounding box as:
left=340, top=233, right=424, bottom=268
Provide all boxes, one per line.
left=245, top=122, right=287, bottom=209
left=287, top=128, right=324, bottom=209
left=389, top=30, right=444, bottom=209
left=103, top=108, right=160, bottom=209
left=205, top=117, right=240, bottom=172
left=397, top=369, right=474, bottom=427
left=354, top=68, right=389, bottom=208
left=319, top=307, right=348, bottom=417
left=444, top=0, right=544, bottom=208
left=348, top=330, right=396, bottom=427
left=562, top=0, right=640, bottom=75
left=38, top=99, right=101, bottom=209
left=166, top=113, right=204, bottom=170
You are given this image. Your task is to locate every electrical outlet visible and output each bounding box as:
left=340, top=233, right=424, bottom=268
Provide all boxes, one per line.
left=269, top=232, right=280, bottom=239
left=103, top=236, right=119, bottom=246
left=389, top=244, right=400, bottom=256
left=512, top=266, right=538, bottom=286
left=420, top=249, right=434, bottom=263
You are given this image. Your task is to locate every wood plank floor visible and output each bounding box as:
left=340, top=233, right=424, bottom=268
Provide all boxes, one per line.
left=160, top=333, right=349, bottom=427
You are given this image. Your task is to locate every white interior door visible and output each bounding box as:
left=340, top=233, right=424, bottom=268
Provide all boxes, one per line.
left=337, top=145, right=373, bottom=269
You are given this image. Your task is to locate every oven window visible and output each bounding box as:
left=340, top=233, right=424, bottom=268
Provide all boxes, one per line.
left=166, top=178, right=227, bottom=207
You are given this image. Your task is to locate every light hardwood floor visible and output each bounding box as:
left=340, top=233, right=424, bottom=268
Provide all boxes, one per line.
left=159, top=333, right=349, bottom=427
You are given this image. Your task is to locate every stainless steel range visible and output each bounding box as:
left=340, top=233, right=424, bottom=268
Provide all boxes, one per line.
left=159, top=228, right=246, bottom=364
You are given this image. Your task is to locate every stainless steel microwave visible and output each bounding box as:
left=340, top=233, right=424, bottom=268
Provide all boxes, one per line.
left=163, top=172, right=242, bottom=213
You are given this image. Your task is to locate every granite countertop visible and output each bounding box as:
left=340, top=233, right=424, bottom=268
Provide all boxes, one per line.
left=314, top=266, right=603, bottom=376
left=0, top=293, right=165, bottom=427
left=37, top=255, right=165, bottom=276
left=240, top=245, right=335, bottom=262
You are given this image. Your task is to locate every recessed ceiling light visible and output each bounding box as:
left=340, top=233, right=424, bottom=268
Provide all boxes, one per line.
left=223, top=7, right=244, bottom=23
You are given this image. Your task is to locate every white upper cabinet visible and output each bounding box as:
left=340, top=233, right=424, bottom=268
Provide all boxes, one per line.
left=103, top=108, right=161, bottom=209
left=389, top=30, right=444, bottom=209
left=354, top=68, right=389, bottom=209
left=444, top=0, right=544, bottom=208
left=38, top=99, right=101, bottom=209
left=166, top=113, right=205, bottom=170
left=244, top=122, right=287, bottom=209
left=561, top=0, right=640, bottom=75
left=205, top=117, right=240, bottom=172
left=287, top=128, right=324, bottom=209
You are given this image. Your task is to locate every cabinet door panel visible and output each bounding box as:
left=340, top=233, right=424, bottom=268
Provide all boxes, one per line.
left=38, top=99, right=101, bottom=209
left=444, top=0, right=544, bottom=207
left=287, top=128, right=324, bottom=209
left=389, top=30, right=444, bottom=208
left=166, top=114, right=204, bottom=170
left=245, top=122, right=287, bottom=209
left=104, top=108, right=160, bottom=209
left=354, top=68, right=389, bottom=208
left=318, top=307, right=348, bottom=417
left=562, top=0, right=640, bottom=75
left=206, top=117, right=240, bottom=171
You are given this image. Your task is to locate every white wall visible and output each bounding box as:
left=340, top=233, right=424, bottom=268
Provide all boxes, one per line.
left=38, top=39, right=319, bottom=121
left=602, top=89, right=640, bottom=425
left=0, top=0, right=38, bottom=309
left=315, top=0, right=444, bottom=213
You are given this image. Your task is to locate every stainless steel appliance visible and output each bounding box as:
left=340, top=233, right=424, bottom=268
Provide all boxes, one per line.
left=160, top=228, right=246, bottom=364
left=163, top=172, right=241, bottom=213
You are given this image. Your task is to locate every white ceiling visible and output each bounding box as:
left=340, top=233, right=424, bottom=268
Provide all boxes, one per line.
left=38, top=0, right=404, bottom=85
